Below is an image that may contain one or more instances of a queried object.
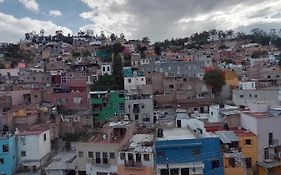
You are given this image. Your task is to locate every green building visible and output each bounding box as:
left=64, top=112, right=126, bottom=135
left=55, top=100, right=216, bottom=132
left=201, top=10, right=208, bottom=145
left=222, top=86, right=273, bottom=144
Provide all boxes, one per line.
left=89, top=91, right=125, bottom=121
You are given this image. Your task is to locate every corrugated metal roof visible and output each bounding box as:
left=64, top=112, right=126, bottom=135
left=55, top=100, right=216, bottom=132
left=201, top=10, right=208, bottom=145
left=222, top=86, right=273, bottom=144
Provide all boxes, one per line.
left=216, top=131, right=239, bottom=144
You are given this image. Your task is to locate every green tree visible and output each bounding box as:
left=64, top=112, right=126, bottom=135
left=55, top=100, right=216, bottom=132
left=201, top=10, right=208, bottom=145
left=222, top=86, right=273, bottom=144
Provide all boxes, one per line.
left=82, top=50, right=91, bottom=57
left=110, top=33, right=117, bottom=42
left=203, top=70, right=225, bottom=94
left=112, top=53, right=124, bottom=90
left=91, top=75, right=115, bottom=91
left=154, top=43, right=162, bottom=56
left=142, top=37, right=150, bottom=45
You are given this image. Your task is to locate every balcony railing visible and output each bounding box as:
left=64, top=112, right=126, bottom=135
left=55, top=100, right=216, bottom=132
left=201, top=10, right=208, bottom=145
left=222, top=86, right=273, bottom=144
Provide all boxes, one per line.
left=124, top=160, right=143, bottom=168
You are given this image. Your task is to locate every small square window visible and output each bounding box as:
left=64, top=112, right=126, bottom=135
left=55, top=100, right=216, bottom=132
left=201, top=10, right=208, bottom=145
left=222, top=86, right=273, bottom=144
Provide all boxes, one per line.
left=78, top=151, right=84, bottom=158
left=245, top=139, right=252, bottom=145
left=144, top=154, right=150, bottom=161
left=211, top=159, right=220, bottom=169
left=88, top=152, right=93, bottom=158
left=21, top=151, right=26, bottom=157
left=128, top=78, right=131, bottom=83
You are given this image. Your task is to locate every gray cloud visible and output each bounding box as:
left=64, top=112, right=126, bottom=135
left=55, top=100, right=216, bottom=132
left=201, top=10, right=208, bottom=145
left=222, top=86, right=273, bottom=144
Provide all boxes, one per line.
left=79, top=0, right=281, bottom=41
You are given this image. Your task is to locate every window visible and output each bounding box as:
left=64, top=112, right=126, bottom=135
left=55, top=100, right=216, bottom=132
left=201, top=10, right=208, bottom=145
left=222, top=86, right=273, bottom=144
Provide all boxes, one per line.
left=78, top=151, right=84, bottom=158
left=96, top=152, right=101, bottom=164
left=88, top=152, right=93, bottom=158
left=268, top=75, right=271, bottom=79
left=141, top=78, right=144, bottom=81
left=170, top=169, right=179, bottom=175
left=119, top=103, right=125, bottom=111
left=43, top=133, right=47, bottom=141
left=128, top=78, right=131, bottom=83
left=169, top=85, right=174, bottom=89
left=229, top=158, right=236, bottom=167
left=21, top=151, right=26, bottom=157
left=2, top=144, right=9, bottom=153
left=20, top=137, right=26, bottom=145
left=245, top=139, right=252, bottom=145
left=110, top=152, right=115, bottom=159
left=144, top=154, right=150, bottom=161
left=211, top=159, right=220, bottom=169
left=245, top=158, right=252, bottom=168
left=249, top=94, right=252, bottom=97
left=255, top=94, right=258, bottom=98
left=240, top=95, right=244, bottom=98
left=120, top=153, right=125, bottom=160
left=160, top=169, right=169, bottom=175
left=135, top=115, right=139, bottom=120
left=119, top=94, right=124, bottom=98
left=143, top=115, right=150, bottom=122
left=74, top=97, right=82, bottom=104
left=0, top=158, right=4, bottom=165
left=107, top=66, right=110, bottom=71
left=102, top=152, right=108, bottom=164
left=192, top=148, right=201, bottom=156
left=269, top=132, right=273, bottom=146
left=211, top=112, right=214, bottom=116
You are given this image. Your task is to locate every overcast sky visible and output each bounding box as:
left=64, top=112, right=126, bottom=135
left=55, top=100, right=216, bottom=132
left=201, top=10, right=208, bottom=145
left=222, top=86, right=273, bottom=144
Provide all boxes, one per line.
left=1, top=0, right=281, bottom=43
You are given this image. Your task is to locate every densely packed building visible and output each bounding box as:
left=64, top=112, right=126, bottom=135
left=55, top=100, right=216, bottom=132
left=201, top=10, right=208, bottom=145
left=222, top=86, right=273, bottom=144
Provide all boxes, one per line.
left=1, top=29, right=281, bottom=175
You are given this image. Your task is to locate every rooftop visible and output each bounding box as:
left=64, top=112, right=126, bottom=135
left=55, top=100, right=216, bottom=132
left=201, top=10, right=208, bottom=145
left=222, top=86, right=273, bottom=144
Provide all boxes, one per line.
left=157, top=128, right=197, bottom=141
left=45, top=152, right=76, bottom=170
left=121, top=134, right=154, bottom=153
left=205, top=125, right=256, bottom=137
left=88, top=121, right=134, bottom=144
left=17, top=129, right=48, bottom=136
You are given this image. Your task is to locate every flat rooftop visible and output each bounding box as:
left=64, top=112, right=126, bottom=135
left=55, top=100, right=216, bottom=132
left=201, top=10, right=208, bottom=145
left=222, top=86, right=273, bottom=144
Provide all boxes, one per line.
left=122, top=134, right=154, bottom=153
left=157, top=128, right=197, bottom=141
left=45, top=152, right=76, bottom=170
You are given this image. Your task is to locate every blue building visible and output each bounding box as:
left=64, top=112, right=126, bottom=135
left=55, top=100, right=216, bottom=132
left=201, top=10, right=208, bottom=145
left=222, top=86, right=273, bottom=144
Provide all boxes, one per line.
left=155, top=126, right=224, bottom=175
left=0, top=134, right=17, bottom=175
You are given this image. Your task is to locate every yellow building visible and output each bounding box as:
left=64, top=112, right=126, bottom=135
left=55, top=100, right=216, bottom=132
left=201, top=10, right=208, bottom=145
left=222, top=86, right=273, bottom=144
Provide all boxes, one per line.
left=224, top=70, right=239, bottom=88
left=235, top=130, right=258, bottom=175
left=212, top=128, right=258, bottom=175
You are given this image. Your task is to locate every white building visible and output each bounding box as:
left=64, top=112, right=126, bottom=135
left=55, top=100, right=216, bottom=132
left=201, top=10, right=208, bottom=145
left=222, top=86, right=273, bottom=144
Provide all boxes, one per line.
left=209, top=104, right=239, bottom=123
left=240, top=103, right=281, bottom=162
left=239, top=81, right=256, bottom=90
left=17, top=129, right=51, bottom=170
left=0, top=68, right=20, bottom=77
left=101, top=63, right=112, bottom=76
left=124, top=71, right=146, bottom=92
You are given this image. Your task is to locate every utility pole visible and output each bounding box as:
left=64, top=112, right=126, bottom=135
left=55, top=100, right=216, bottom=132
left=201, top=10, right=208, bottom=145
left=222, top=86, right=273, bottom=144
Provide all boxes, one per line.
left=166, top=157, right=171, bottom=175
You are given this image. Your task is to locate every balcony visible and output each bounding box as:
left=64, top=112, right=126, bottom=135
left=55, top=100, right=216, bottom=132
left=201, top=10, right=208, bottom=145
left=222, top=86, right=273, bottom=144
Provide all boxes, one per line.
left=269, top=139, right=279, bottom=147
left=124, top=160, right=143, bottom=168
